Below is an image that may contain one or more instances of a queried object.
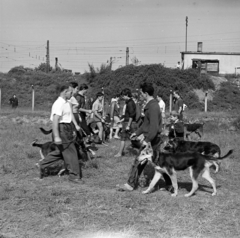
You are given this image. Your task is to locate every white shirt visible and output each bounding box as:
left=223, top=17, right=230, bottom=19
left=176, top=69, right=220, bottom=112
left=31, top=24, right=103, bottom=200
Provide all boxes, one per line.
left=158, top=99, right=165, bottom=113
left=50, top=97, right=72, bottom=123
left=68, top=96, right=79, bottom=113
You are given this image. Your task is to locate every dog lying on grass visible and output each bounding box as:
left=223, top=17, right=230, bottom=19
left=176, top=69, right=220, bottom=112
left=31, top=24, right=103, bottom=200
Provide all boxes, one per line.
left=164, top=138, right=226, bottom=173
left=137, top=143, right=233, bottom=197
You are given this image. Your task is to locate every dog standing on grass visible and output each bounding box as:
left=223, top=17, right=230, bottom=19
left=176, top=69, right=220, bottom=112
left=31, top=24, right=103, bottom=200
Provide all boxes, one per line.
left=137, top=143, right=233, bottom=197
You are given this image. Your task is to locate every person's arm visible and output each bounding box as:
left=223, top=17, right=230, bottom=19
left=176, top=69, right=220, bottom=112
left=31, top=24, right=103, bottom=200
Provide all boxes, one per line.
left=52, top=115, right=61, bottom=144
left=178, top=99, right=183, bottom=114
left=145, top=105, right=161, bottom=142
left=70, top=103, right=80, bottom=131
left=126, top=100, right=135, bottom=130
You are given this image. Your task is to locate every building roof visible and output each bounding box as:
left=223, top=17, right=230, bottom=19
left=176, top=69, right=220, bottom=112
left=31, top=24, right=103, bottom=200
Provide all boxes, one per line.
left=181, top=51, right=240, bottom=56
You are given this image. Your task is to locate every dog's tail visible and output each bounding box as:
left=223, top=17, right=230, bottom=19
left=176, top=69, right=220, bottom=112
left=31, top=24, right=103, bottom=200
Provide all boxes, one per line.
left=207, top=149, right=233, bottom=161
left=31, top=139, right=43, bottom=148
left=40, top=127, right=52, bottom=135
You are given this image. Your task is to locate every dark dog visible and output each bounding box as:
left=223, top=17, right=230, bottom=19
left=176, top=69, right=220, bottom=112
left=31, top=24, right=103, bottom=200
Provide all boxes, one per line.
left=32, top=140, right=66, bottom=177
left=163, top=138, right=230, bottom=173
left=184, top=123, right=204, bottom=140
left=139, top=143, right=233, bottom=197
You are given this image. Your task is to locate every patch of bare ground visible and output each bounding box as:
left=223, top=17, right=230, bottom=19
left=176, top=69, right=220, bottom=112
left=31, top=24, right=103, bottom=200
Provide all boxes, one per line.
left=0, top=110, right=239, bottom=238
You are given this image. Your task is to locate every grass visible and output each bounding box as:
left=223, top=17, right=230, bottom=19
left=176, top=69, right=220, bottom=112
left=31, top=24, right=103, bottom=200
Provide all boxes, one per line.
left=0, top=109, right=240, bottom=238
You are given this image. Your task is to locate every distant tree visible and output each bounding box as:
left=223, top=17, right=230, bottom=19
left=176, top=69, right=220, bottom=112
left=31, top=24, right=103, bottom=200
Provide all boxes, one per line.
left=8, top=65, right=26, bottom=74
left=131, top=56, right=141, bottom=66
left=35, top=63, right=52, bottom=72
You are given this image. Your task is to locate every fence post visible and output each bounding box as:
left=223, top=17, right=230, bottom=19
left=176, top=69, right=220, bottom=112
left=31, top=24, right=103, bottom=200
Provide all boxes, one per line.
left=32, top=85, right=35, bottom=111
left=204, top=90, right=208, bottom=112
left=0, top=88, right=1, bottom=110
left=169, top=90, right=173, bottom=112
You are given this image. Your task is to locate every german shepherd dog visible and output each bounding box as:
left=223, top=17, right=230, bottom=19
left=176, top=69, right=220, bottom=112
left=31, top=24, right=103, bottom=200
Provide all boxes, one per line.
left=164, top=138, right=226, bottom=173
left=137, top=143, right=233, bottom=197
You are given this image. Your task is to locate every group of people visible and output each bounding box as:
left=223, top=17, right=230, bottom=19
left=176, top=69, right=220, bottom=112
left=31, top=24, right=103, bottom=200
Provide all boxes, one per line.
left=39, top=80, right=185, bottom=189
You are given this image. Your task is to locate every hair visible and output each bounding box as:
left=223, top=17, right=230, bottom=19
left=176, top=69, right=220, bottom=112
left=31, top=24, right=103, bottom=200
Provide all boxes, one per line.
left=79, top=83, right=88, bottom=91
left=57, top=84, right=69, bottom=93
left=140, top=82, right=154, bottom=96
left=157, top=91, right=162, bottom=98
left=132, top=92, right=138, bottom=100
left=69, top=81, right=78, bottom=89
left=96, top=92, right=103, bottom=98
left=121, top=88, right=132, bottom=97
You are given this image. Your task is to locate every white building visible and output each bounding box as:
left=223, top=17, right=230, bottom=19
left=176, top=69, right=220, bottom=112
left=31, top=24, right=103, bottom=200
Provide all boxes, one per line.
left=181, top=43, right=240, bottom=75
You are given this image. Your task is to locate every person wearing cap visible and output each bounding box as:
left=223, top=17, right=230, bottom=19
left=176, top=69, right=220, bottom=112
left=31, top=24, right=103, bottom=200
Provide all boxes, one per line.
left=117, top=82, right=173, bottom=192
left=168, top=110, right=184, bottom=140
left=92, top=92, right=106, bottom=145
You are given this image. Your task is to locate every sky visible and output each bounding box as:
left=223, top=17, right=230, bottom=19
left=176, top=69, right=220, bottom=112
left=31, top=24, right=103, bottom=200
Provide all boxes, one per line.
left=0, top=0, right=240, bottom=73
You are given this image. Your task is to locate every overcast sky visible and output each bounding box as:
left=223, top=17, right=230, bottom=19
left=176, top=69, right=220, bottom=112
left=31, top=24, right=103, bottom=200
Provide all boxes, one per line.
left=0, top=0, right=240, bottom=73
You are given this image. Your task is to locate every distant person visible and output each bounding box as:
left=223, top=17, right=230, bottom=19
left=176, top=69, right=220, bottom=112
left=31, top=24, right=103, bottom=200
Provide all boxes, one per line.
left=109, top=94, right=121, bottom=140
left=156, top=92, right=166, bottom=129
left=172, top=90, right=184, bottom=121
left=176, top=61, right=181, bottom=69
left=75, top=84, right=92, bottom=142
left=92, top=92, right=107, bottom=145
left=168, top=110, right=184, bottom=140
left=9, top=95, right=18, bottom=109
left=114, top=88, right=137, bottom=157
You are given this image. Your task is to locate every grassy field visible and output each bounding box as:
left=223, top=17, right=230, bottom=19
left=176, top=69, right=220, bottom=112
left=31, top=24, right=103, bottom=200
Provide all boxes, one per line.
left=0, top=109, right=239, bottom=238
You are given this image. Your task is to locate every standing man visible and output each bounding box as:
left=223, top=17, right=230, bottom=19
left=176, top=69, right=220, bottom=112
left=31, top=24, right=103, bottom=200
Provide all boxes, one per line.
left=75, top=84, right=92, bottom=142
left=40, top=83, right=83, bottom=183
left=156, top=92, right=166, bottom=129
left=173, top=90, right=184, bottom=121
left=9, top=95, right=18, bottom=109
left=92, top=92, right=106, bottom=145
left=114, top=88, right=137, bottom=157
left=117, top=82, right=173, bottom=192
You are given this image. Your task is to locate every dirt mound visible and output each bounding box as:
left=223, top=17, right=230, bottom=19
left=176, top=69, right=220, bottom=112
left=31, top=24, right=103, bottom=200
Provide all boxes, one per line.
left=209, top=75, right=227, bottom=90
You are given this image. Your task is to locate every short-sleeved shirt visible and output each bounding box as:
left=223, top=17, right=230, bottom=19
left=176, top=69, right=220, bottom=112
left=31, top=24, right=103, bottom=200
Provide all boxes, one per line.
left=158, top=99, right=165, bottom=113
left=123, top=98, right=136, bottom=122
left=92, top=99, right=103, bottom=121
left=68, top=96, right=79, bottom=114
left=50, top=97, right=72, bottom=123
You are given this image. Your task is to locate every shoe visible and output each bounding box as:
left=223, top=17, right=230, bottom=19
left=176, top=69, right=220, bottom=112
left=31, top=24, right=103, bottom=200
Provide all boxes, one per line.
left=116, top=183, right=134, bottom=192
left=114, top=136, right=121, bottom=139
left=166, top=185, right=174, bottom=193
left=101, top=142, right=108, bottom=146
left=68, top=177, right=84, bottom=184
left=114, top=153, right=122, bottom=158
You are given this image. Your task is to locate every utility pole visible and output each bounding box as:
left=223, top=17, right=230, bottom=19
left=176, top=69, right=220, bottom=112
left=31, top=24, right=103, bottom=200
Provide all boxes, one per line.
left=126, top=47, right=129, bottom=66
left=46, top=40, right=50, bottom=73
left=185, top=16, right=188, bottom=52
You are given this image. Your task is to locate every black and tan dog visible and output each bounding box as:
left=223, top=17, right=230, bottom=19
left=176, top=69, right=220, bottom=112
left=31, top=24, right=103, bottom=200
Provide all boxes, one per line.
left=138, top=143, right=233, bottom=197
left=164, top=138, right=226, bottom=173
left=184, top=122, right=204, bottom=140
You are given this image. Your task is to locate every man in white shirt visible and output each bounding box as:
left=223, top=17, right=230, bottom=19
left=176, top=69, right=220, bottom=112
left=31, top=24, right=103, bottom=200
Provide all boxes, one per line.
left=40, top=84, right=83, bottom=183
left=157, top=93, right=166, bottom=129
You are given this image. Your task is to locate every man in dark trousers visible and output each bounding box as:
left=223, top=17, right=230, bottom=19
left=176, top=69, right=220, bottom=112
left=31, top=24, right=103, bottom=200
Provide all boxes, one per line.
left=117, top=82, right=173, bottom=192
left=40, top=83, right=83, bottom=183
left=173, top=90, right=184, bottom=120
left=114, top=88, right=137, bottom=157
left=9, top=95, right=18, bottom=109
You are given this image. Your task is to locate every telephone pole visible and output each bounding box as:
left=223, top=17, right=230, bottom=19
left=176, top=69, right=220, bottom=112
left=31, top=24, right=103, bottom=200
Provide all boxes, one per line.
left=46, top=40, right=50, bottom=73
left=185, top=16, right=188, bottom=52
left=126, top=47, right=129, bottom=66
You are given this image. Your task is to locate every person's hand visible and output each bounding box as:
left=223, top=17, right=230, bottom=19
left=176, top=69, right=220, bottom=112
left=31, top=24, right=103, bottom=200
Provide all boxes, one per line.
left=130, top=132, right=136, bottom=140
left=101, top=118, right=105, bottom=123
left=88, top=110, right=92, bottom=114
left=75, top=125, right=81, bottom=131
left=54, top=136, right=62, bottom=145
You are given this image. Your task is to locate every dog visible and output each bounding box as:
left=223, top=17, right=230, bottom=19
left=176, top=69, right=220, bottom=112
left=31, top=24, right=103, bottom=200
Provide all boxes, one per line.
left=184, top=122, right=204, bottom=140
left=32, top=139, right=66, bottom=177
left=164, top=138, right=228, bottom=173
left=137, top=143, right=233, bottom=197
